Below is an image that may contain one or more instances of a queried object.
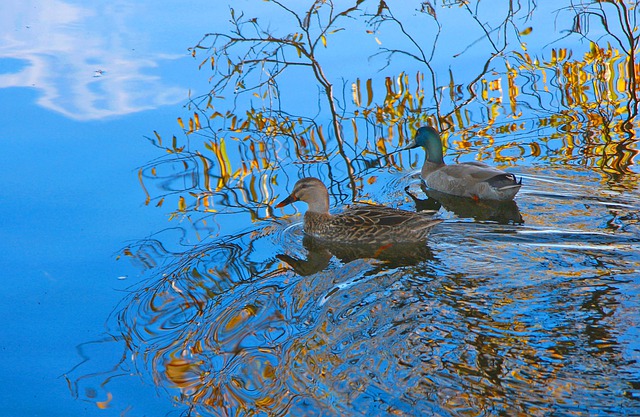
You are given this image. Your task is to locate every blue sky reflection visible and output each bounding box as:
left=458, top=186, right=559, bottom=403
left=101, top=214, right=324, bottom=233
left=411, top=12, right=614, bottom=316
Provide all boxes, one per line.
left=0, top=0, right=219, bottom=120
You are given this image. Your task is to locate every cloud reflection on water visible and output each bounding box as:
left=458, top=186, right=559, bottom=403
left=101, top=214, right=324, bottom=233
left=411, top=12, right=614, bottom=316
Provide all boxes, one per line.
left=0, top=0, right=188, bottom=120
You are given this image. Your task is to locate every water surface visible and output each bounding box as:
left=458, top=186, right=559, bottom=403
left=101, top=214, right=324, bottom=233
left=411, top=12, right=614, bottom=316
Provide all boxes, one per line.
left=2, top=1, right=639, bottom=416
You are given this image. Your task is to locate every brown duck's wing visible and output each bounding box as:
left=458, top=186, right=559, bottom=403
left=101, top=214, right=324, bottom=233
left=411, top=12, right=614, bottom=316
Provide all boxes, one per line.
left=337, top=206, right=423, bottom=225
left=329, top=206, right=442, bottom=242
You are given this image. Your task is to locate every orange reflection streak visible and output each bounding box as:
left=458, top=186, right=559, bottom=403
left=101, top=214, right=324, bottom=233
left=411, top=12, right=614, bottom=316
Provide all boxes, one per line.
left=96, top=392, right=112, bottom=409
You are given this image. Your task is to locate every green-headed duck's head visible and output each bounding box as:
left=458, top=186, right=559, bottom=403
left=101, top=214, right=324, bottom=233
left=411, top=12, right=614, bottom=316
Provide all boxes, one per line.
left=406, top=126, right=444, bottom=164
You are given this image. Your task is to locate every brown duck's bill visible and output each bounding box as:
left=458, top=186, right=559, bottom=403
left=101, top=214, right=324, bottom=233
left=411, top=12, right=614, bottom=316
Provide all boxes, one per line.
left=275, top=194, right=297, bottom=208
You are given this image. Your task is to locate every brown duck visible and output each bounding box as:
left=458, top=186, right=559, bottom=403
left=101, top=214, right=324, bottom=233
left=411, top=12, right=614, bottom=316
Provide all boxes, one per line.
left=275, top=177, right=442, bottom=244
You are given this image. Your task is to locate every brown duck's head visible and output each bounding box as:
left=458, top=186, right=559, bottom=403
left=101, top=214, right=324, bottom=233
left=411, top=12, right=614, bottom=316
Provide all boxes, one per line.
left=275, top=177, right=330, bottom=213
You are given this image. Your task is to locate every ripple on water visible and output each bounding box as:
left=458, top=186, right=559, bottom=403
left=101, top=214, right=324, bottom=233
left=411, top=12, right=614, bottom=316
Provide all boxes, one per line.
left=112, top=166, right=640, bottom=416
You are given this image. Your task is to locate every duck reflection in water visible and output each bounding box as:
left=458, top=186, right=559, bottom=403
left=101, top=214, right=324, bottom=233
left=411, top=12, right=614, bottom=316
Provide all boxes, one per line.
left=277, top=234, right=435, bottom=276
left=405, top=182, right=524, bottom=225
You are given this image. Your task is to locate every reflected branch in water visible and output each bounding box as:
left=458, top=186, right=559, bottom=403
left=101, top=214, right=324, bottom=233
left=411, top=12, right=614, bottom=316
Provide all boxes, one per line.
left=565, top=0, right=640, bottom=121
left=189, top=1, right=381, bottom=197
left=142, top=0, right=640, bottom=223
left=108, top=218, right=639, bottom=415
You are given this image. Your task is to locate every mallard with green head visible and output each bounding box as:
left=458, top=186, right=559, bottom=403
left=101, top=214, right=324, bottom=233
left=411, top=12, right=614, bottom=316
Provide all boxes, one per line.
left=406, top=126, right=522, bottom=201
left=275, top=177, right=442, bottom=244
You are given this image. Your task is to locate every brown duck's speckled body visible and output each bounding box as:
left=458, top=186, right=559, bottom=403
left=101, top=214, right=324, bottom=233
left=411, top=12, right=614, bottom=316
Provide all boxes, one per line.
left=276, top=177, right=442, bottom=244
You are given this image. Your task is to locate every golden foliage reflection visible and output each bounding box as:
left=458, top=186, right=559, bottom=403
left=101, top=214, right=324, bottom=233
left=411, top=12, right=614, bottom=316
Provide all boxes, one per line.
left=137, top=1, right=639, bottom=225
left=104, top=1, right=640, bottom=416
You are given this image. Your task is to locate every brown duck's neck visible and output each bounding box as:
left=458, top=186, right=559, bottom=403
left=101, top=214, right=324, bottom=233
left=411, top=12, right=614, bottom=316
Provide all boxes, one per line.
left=305, top=194, right=330, bottom=213
left=304, top=210, right=332, bottom=221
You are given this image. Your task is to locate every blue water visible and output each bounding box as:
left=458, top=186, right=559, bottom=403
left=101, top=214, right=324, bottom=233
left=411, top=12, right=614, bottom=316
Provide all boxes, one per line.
left=1, top=1, right=639, bottom=417
left=0, top=2, right=217, bottom=415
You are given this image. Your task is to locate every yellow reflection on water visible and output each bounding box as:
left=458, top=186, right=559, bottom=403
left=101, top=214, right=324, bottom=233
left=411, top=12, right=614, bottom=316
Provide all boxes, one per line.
left=103, top=2, right=640, bottom=416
